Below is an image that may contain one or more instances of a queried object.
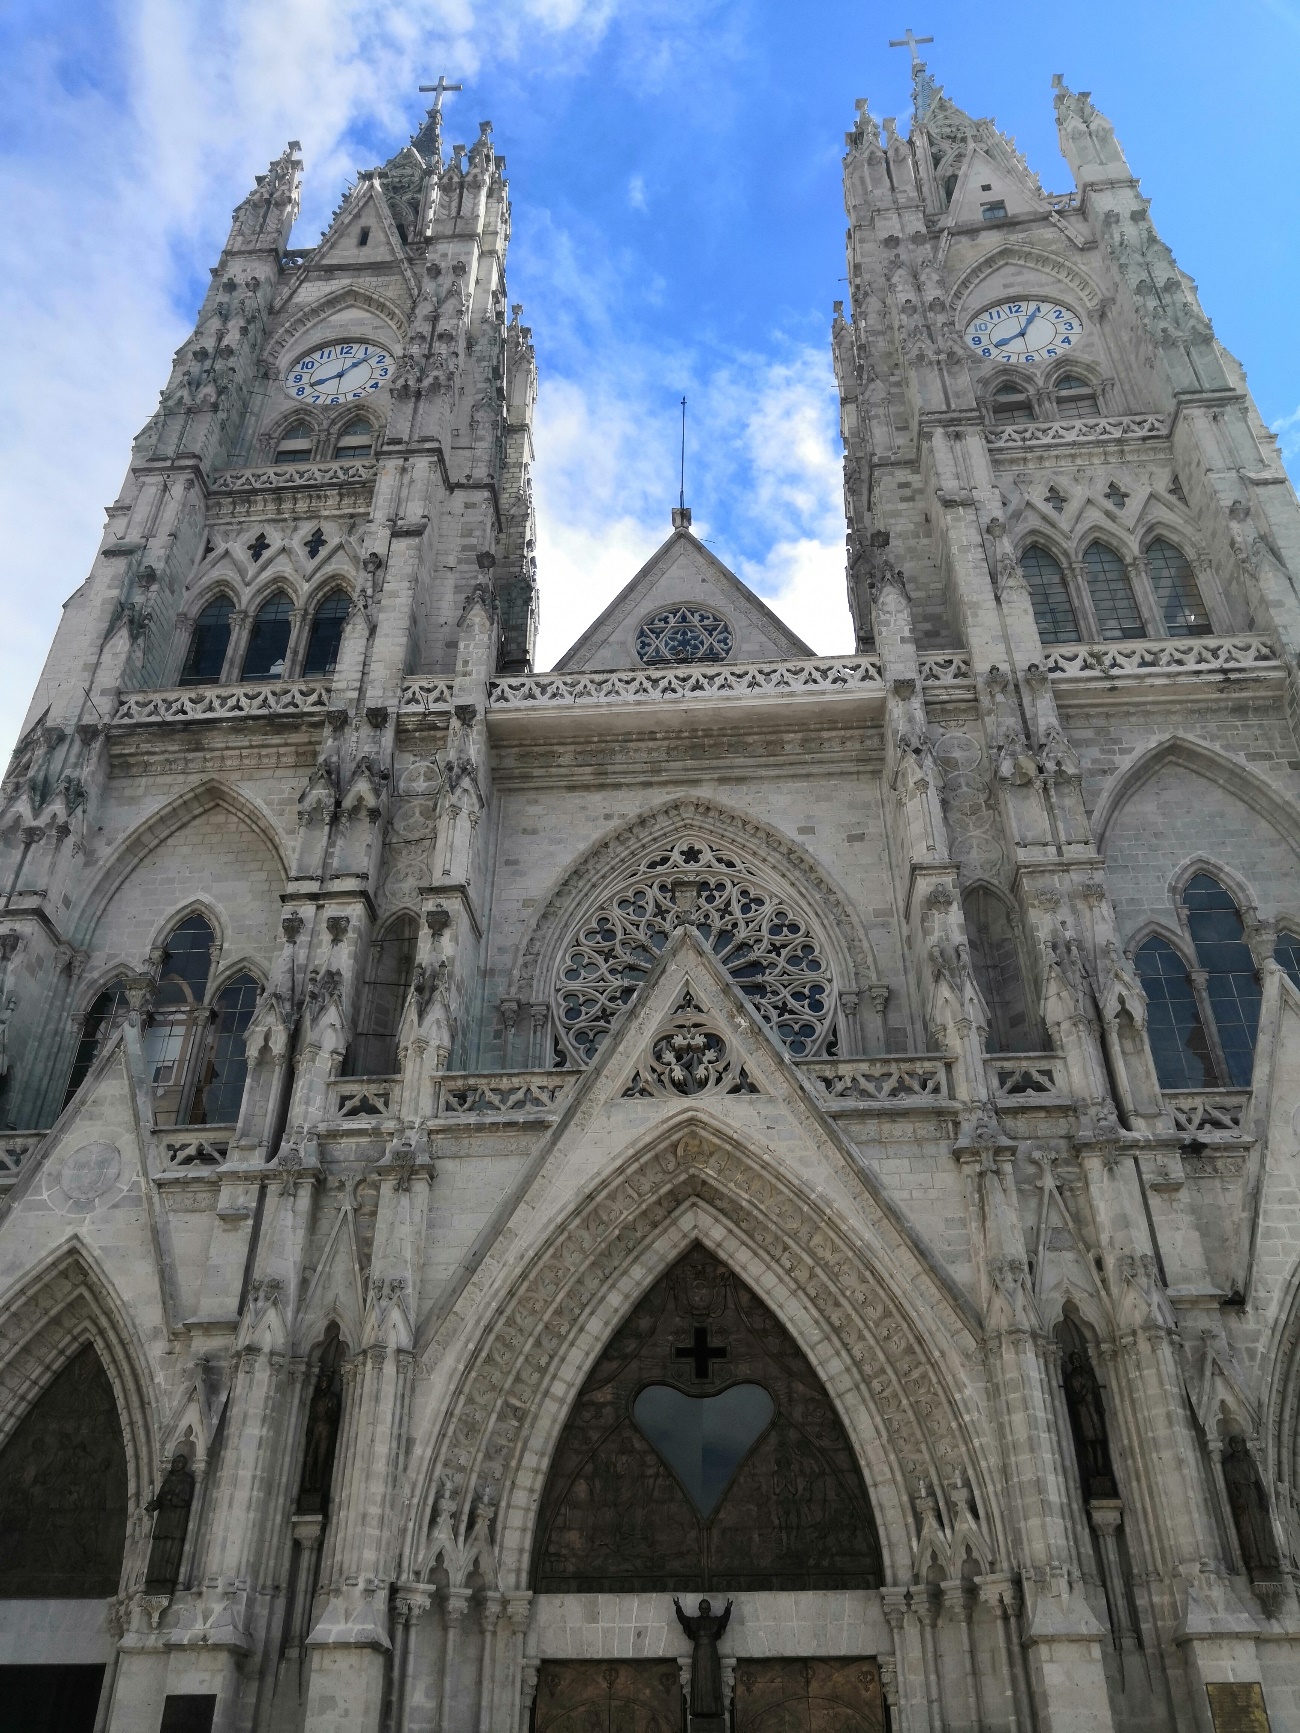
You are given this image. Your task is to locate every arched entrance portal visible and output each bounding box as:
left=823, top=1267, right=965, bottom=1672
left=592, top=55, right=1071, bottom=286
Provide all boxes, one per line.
left=531, top=1248, right=887, bottom=1730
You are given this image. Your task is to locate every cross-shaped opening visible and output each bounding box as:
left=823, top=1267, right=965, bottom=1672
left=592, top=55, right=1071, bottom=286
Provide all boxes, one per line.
left=674, top=1326, right=728, bottom=1382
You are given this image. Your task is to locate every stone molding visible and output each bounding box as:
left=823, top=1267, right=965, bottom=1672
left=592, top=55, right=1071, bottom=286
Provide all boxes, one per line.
left=987, top=413, right=1168, bottom=449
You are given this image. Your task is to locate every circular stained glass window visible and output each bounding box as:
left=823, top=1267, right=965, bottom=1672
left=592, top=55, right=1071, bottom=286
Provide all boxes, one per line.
left=635, top=604, right=733, bottom=666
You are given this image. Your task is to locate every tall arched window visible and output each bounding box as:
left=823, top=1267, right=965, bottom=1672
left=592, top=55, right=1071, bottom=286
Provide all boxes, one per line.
left=1054, top=374, right=1099, bottom=419
left=1182, top=874, right=1261, bottom=1086
left=301, top=590, right=351, bottom=678
left=990, top=382, right=1034, bottom=425
left=334, top=418, right=374, bottom=459
left=190, top=972, right=260, bottom=1125
left=241, top=592, right=293, bottom=681
left=275, top=421, right=313, bottom=464
left=1020, top=545, right=1080, bottom=644
left=144, top=914, right=215, bottom=1125
left=347, top=913, right=418, bottom=1076
left=179, top=596, right=234, bottom=685
left=963, top=886, right=1035, bottom=1053
left=1082, top=541, right=1144, bottom=640
left=1133, top=935, right=1215, bottom=1090
left=1276, top=931, right=1300, bottom=993
left=62, top=980, right=131, bottom=1108
left=1145, top=538, right=1212, bottom=637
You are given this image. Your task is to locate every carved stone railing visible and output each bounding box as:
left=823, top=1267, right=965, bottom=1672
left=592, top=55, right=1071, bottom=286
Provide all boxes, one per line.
left=1164, top=1090, right=1251, bottom=1138
left=399, top=678, right=455, bottom=715
left=1041, top=636, right=1279, bottom=681
left=157, top=1132, right=232, bottom=1167
left=482, top=656, right=887, bottom=709
left=434, top=1072, right=578, bottom=1116
left=986, top=414, right=1168, bottom=450
left=210, top=460, right=377, bottom=492
left=114, top=680, right=333, bottom=725
left=797, top=1056, right=954, bottom=1104
left=1046, top=191, right=1079, bottom=212
left=986, top=1055, right=1065, bottom=1100
left=326, top=1077, right=399, bottom=1119
left=0, top=1131, right=39, bottom=1188
left=918, top=653, right=973, bottom=684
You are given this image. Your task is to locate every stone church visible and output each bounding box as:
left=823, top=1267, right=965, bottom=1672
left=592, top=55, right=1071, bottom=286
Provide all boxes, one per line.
left=3, top=44, right=1300, bottom=1733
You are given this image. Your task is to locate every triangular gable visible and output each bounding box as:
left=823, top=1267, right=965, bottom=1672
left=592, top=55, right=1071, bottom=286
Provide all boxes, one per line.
left=945, top=140, right=1042, bottom=228
left=554, top=526, right=813, bottom=672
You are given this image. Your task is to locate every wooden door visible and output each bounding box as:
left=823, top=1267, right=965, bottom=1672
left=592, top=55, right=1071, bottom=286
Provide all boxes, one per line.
left=534, top=1661, right=684, bottom=1733
left=733, top=1659, right=886, bottom=1733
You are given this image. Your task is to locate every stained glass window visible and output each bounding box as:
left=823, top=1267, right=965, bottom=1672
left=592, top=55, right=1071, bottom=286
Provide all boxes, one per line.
left=1146, top=538, right=1212, bottom=637
left=144, top=915, right=215, bottom=1127
left=1182, top=874, right=1261, bottom=1086
left=1276, top=931, right=1300, bottom=993
left=635, top=606, right=733, bottom=666
left=301, top=591, right=351, bottom=677
left=1020, top=545, right=1080, bottom=644
left=63, top=981, right=131, bottom=1108
left=180, top=597, right=233, bottom=685
left=190, top=972, right=260, bottom=1126
left=241, top=592, right=293, bottom=681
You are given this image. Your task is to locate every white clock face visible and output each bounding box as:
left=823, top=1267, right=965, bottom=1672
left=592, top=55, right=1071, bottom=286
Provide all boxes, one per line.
left=963, top=300, right=1083, bottom=364
left=283, top=341, right=392, bottom=404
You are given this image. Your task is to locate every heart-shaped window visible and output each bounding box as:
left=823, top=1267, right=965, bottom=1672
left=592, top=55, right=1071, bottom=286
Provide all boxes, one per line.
left=632, top=1383, right=774, bottom=1517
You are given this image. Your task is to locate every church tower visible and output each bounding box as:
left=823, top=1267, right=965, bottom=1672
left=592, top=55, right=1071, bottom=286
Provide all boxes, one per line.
left=2, top=55, right=1300, bottom=1733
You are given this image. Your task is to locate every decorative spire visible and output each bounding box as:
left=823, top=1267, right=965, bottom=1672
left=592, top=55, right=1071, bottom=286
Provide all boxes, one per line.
left=413, top=74, right=462, bottom=169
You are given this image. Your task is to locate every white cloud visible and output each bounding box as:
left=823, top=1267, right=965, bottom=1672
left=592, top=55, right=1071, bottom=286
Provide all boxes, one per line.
left=627, top=173, right=648, bottom=210
left=1272, top=404, right=1300, bottom=467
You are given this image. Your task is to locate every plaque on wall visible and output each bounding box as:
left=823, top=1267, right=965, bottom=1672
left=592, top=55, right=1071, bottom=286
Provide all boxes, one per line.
left=534, top=1661, right=682, bottom=1733
left=1205, top=1683, right=1271, bottom=1733
left=733, top=1658, right=885, bottom=1733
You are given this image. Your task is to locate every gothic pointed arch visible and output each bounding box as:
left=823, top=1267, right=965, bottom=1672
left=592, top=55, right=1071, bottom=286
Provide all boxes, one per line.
left=507, top=798, right=882, bottom=1059
left=69, top=779, right=290, bottom=945
left=262, top=285, right=410, bottom=373
left=1093, top=735, right=1300, bottom=861
left=948, top=242, right=1103, bottom=319
left=404, top=1119, right=997, bottom=1594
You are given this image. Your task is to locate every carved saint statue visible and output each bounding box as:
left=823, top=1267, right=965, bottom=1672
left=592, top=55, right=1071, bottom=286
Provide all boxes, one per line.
left=144, top=1452, right=196, bottom=1595
left=297, top=1370, right=342, bottom=1515
left=1062, top=1349, right=1117, bottom=1500
left=1222, top=1435, right=1281, bottom=1576
left=674, top=1596, right=733, bottom=1721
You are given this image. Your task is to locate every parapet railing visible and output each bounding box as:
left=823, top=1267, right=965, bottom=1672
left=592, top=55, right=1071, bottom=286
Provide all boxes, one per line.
left=1041, top=635, right=1280, bottom=680
left=114, top=680, right=332, bottom=724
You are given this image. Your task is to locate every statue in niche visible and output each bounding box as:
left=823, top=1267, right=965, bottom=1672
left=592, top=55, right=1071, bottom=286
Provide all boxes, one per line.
left=1058, top=1318, right=1118, bottom=1500
left=298, top=1334, right=345, bottom=1516
left=144, top=1452, right=196, bottom=1594
left=1221, top=1435, right=1281, bottom=1577
left=675, top=1596, right=733, bottom=1723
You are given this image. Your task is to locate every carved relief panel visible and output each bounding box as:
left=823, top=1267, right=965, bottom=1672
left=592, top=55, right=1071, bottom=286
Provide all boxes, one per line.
left=734, top=1659, right=886, bottom=1733
left=534, top=1662, right=683, bottom=1733
left=532, top=1248, right=883, bottom=1593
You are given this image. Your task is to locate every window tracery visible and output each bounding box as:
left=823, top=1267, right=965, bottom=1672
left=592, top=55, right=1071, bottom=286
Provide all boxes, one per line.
left=1145, top=537, right=1211, bottom=637
left=635, top=605, right=733, bottom=666
left=1020, top=544, right=1080, bottom=643
left=553, top=837, right=835, bottom=1064
left=301, top=589, right=351, bottom=678
left=241, top=591, right=293, bottom=681
left=1082, top=541, right=1144, bottom=640
left=180, top=596, right=234, bottom=685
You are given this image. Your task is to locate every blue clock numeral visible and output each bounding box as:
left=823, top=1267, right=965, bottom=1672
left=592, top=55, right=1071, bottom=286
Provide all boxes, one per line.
left=1060, top=335, right=1072, bottom=346
left=339, top=344, right=355, bottom=355
left=377, top=367, right=389, bottom=378
left=294, top=386, right=306, bottom=396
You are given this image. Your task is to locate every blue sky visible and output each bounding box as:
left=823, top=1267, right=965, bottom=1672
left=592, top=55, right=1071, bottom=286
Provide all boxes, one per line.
left=2, top=0, right=1299, bottom=757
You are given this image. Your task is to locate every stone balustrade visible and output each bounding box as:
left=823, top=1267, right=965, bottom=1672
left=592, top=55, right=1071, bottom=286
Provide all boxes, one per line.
left=1041, top=634, right=1279, bottom=681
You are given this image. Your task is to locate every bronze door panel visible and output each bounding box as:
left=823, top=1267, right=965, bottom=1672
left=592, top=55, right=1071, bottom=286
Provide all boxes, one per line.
left=534, top=1662, right=684, bottom=1733
left=733, top=1659, right=885, bottom=1733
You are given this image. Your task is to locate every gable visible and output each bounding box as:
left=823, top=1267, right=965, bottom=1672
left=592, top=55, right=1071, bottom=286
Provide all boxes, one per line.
left=555, top=527, right=812, bottom=671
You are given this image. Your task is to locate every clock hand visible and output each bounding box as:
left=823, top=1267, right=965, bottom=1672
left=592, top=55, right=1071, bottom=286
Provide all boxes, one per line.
left=993, top=313, right=1038, bottom=349
left=313, top=356, right=370, bottom=390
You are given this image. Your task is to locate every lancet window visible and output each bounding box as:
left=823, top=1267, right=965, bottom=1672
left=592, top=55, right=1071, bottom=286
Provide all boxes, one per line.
left=1145, top=537, right=1212, bottom=637
left=1133, top=934, right=1215, bottom=1091
left=333, top=417, right=374, bottom=459
left=240, top=592, right=293, bottom=681
left=963, top=885, right=1036, bottom=1052
left=1276, top=931, right=1300, bottom=993
left=274, top=421, right=314, bottom=464
left=990, top=381, right=1034, bottom=425
left=346, top=912, right=419, bottom=1076
left=1082, top=541, right=1144, bottom=641
left=1181, top=873, right=1262, bottom=1087
left=62, top=980, right=131, bottom=1108
left=1054, top=374, right=1099, bottom=418
left=301, top=590, right=351, bottom=678
left=179, top=596, right=234, bottom=685
left=1020, top=545, right=1081, bottom=643
left=553, top=837, right=835, bottom=1064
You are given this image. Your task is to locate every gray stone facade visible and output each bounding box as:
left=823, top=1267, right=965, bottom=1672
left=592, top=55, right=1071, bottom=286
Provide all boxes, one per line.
left=2, top=56, right=1300, bottom=1733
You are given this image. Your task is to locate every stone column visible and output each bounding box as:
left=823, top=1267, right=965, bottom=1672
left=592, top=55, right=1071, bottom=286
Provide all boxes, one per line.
left=881, top=1586, right=932, bottom=1732
left=390, top=1589, right=431, bottom=1733
left=1087, top=1501, right=1137, bottom=1651
left=477, top=1592, right=503, bottom=1733
left=439, top=1588, right=471, bottom=1731
left=500, top=1593, right=533, bottom=1733
left=943, top=1578, right=985, bottom=1733
left=517, top=1661, right=539, bottom=1733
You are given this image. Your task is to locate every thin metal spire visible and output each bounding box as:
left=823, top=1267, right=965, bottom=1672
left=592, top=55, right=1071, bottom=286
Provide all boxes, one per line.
left=679, top=396, right=687, bottom=512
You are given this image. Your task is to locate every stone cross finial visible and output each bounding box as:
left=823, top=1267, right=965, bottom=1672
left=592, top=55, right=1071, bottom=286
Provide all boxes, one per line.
left=418, top=75, right=463, bottom=116
left=888, top=27, right=934, bottom=64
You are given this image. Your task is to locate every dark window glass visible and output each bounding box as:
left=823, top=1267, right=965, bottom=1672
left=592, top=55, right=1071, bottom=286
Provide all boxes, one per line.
left=981, top=200, right=1007, bottom=221
left=274, top=422, right=313, bottom=464
left=334, top=418, right=373, bottom=459
left=1146, top=538, right=1212, bottom=637
left=1020, top=545, right=1080, bottom=643
left=1276, top=931, right=1300, bottom=993
left=241, top=593, right=293, bottom=681
left=346, top=914, right=418, bottom=1076
left=188, top=973, right=259, bottom=1126
left=1055, top=374, right=1099, bottom=418
left=964, top=887, right=1035, bottom=1052
left=1183, top=874, right=1261, bottom=1086
left=301, top=591, right=351, bottom=677
left=632, top=1383, right=774, bottom=1516
left=1082, top=542, right=1145, bottom=640
left=179, top=598, right=233, bottom=686
left=63, top=981, right=130, bottom=1107
left=1134, top=936, right=1216, bottom=1090
left=144, top=916, right=215, bottom=1126
left=991, top=383, right=1034, bottom=425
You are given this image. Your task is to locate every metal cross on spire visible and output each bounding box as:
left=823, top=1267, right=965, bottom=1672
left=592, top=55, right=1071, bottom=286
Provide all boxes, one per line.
left=888, top=28, right=934, bottom=64
left=419, top=74, right=463, bottom=115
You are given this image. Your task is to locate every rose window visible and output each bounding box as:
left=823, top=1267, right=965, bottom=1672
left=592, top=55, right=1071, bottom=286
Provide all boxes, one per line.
left=635, top=605, right=733, bottom=666
left=553, top=837, right=835, bottom=1063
